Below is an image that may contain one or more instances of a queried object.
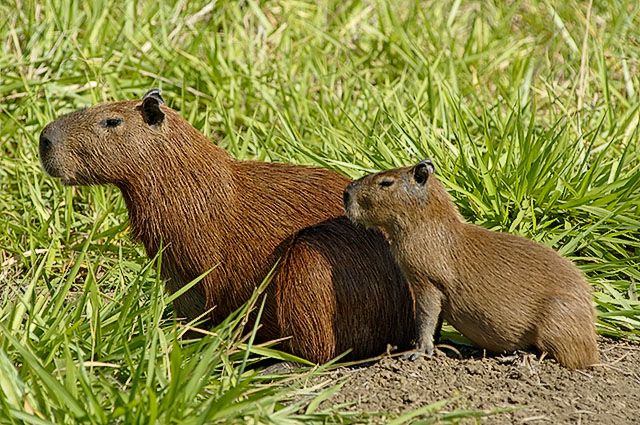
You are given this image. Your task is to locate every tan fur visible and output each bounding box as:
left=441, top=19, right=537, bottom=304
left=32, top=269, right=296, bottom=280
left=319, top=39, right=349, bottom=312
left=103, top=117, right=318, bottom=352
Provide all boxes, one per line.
left=39, top=91, right=415, bottom=363
left=344, top=160, right=599, bottom=369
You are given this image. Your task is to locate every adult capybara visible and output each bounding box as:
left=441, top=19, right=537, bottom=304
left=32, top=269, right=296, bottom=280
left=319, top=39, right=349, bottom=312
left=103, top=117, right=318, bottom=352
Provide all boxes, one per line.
left=39, top=89, right=415, bottom=363
left=343, top=159, right=599, bottom=369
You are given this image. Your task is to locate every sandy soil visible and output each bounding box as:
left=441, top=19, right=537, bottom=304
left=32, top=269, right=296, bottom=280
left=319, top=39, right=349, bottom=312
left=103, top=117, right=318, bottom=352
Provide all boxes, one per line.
left=319, top=337, right=640, bottom=424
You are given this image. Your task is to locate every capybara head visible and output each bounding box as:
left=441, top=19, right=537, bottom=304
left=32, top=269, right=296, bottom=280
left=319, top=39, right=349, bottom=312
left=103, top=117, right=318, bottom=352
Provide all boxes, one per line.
left=39, top=89, right=175, bottom=185
left=343, top=159, right=436, bottom=229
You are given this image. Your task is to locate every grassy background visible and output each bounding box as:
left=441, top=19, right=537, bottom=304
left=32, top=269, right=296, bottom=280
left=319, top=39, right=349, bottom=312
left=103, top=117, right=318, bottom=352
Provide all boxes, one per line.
left=1, top=0, right=639, bottom=423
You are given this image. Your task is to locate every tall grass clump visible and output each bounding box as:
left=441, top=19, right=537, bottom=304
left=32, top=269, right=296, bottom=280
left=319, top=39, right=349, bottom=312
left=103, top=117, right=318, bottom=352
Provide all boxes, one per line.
left=1, top=0, right=639, bottom=423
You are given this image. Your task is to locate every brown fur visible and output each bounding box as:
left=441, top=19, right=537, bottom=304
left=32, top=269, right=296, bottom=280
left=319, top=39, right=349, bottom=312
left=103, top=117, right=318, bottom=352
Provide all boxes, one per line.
left=343, top=159, right=600, bottom=369
left=39, top=90, right=415, bottom=363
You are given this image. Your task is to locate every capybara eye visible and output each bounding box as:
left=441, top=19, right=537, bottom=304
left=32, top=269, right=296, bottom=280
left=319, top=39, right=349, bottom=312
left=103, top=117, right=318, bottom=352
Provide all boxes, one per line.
left=100, top=118, right=123, bottom=128
left=379, top=180, right=394, bottom=187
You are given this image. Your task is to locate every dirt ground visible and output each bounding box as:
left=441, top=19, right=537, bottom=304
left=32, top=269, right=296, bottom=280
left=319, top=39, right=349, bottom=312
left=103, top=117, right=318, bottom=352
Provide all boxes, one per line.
left=318, top=337, right=640, bottom=424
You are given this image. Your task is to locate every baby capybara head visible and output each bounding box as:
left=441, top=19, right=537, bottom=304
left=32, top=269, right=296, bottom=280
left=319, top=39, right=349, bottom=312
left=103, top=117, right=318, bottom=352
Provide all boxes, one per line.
left=39, top=89, right=173, bottom=185
left=343, top=159, right=436, bottom=229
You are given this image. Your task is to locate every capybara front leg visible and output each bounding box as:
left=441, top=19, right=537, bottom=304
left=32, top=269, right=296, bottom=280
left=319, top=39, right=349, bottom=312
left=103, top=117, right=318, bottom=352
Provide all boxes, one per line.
left=402, top=283, right=443, bottom=361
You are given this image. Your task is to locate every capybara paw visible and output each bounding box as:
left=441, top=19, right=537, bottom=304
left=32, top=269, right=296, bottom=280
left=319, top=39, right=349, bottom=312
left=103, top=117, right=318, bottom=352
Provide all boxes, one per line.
left=400, top=348, right=430, bottom=361
left=408, top=351, right=424, bottom=361
left=416, top=340, right=434, bottom=356
left=400, top=351, right=420, bottom=360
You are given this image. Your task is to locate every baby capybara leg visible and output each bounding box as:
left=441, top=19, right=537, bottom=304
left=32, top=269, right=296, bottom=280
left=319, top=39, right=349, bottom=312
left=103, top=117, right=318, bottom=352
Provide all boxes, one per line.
left=536, top=297, right=599, bottom=369
left=403, top=283, right=443, bottom=360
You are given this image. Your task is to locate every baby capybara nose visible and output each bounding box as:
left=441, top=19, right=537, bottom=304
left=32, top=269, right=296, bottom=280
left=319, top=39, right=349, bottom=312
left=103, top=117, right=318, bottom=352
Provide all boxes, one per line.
left=343, top=186, right=351, bottom=207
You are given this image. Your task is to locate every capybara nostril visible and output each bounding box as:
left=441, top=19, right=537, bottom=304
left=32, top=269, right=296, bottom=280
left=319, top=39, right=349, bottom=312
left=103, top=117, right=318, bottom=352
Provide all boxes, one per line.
left=39, top=133, right=52, bottom=156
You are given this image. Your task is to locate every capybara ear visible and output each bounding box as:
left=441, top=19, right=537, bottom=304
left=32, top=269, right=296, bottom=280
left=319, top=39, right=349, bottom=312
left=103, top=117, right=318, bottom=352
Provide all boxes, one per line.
left=142, top=88, right=165, bottom=105
left=413, top=159, right=435, bottom=185
left=138, top=90, right=165, bottom=127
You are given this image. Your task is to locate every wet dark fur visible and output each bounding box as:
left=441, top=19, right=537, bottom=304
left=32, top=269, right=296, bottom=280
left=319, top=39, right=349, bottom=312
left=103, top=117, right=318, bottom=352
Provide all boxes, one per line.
left=39, top=93, right=415, bottom=363
left=344, top=160, right=599, bottom=369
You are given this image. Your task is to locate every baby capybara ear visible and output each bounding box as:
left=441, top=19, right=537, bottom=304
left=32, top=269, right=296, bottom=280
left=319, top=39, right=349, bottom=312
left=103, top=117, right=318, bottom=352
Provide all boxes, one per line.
left=137, top=89, right=165, bottom=127
left=413, top=159, right=435, bottom=185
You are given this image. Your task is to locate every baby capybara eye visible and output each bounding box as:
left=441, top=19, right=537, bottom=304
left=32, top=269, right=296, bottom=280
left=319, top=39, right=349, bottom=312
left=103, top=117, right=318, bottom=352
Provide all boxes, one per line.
left=100, top=118, right=123, bottom=128
left=378, top=180, right=394, bottom=187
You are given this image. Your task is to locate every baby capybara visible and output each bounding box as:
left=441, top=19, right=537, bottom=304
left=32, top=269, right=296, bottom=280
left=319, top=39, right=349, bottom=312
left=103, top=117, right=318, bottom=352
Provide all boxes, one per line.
left=39, top=89, right=415, bottom=363
left=343, top=159, right=599, bottom=369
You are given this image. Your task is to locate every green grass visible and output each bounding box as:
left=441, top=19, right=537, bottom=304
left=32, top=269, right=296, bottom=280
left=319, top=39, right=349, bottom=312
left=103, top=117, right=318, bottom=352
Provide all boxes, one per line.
left=1, top=0, right=639, bottom=423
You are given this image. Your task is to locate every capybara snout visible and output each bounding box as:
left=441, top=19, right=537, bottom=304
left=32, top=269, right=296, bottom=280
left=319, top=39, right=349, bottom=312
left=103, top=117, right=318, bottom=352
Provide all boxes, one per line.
left=342, top=184, right=352, bottom=207
left=39, top=126, right=57, bottom=175
left=39, top=119, right=74, bottom=181
left=39, top=130, right=53, bottom=157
